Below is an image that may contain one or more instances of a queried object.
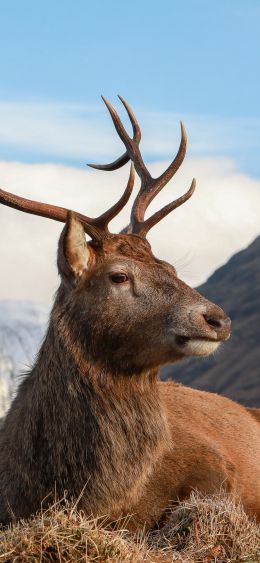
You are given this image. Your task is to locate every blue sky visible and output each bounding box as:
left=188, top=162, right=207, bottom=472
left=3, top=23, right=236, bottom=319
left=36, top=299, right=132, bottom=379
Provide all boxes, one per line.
left=0, top=0, right=259, bottom=176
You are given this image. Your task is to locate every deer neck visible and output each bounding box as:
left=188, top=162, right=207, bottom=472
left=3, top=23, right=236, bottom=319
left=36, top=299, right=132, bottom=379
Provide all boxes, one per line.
left=20, top=302, right=170, bottom=517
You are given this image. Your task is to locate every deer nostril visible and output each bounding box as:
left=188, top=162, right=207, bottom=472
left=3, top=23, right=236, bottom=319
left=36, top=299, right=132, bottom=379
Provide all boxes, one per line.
left=203, top=314, right=231, bottom=330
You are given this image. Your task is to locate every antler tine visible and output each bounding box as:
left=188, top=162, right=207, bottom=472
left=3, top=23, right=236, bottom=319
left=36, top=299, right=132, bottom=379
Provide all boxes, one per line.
left=0, top=163, right=134, bottom=241
left=94, top=162, right=135, bottom=229
left=154, top=121, right=187, bottom=191
left=88, top=152, right=130, bottom=172
left=88, top=95, right=141, bottom=172
left=137, top=179, right=196, bottom=237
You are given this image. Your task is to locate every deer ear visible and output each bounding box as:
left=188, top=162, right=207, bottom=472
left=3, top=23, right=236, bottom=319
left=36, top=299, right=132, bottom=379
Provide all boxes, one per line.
left=58, top=212, right=93, bottom=283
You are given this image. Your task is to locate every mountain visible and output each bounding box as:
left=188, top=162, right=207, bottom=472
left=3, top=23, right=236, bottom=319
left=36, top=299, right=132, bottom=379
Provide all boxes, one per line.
left=0, top=301, right=48, bottom=417
left=161, top=236, right=260, bottom=407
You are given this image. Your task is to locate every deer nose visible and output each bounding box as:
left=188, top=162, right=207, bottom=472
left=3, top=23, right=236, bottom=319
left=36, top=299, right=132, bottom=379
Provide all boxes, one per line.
left=203, top=313, right=231, bottom=340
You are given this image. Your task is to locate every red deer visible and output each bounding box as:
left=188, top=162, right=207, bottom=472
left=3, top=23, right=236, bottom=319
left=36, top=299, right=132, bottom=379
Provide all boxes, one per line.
left=0, top=96, right=259, bottom=528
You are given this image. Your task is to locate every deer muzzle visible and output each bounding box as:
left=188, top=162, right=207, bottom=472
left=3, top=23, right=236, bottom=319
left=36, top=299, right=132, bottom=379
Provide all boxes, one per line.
left=173, top=297, right=231, bottom=358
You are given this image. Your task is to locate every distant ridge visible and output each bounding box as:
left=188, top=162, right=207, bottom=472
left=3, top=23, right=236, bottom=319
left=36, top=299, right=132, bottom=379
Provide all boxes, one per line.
left=161, top=236, right=260, bottom=407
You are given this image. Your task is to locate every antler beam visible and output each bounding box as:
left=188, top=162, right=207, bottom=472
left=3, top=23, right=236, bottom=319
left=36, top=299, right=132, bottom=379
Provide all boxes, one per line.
left=0, top=163, right=135, bottom=241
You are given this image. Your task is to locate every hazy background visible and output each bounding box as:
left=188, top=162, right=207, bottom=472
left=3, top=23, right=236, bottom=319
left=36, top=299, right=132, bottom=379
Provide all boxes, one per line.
left=0, top=0, right=260, bottom=303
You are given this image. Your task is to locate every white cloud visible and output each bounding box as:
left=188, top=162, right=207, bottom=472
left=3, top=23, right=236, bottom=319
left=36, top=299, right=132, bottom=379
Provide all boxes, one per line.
left=0, top=156, right=260, bottom=303
left=0, top=100, right=259, bottom=162
left=0, top=101, right=116, bottom=159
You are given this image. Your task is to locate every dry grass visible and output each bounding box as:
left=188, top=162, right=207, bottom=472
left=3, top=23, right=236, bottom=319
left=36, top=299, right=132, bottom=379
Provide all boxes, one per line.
left=151, top=491, right=260, bottom=562
left=0, top=498, right=166, bottom=563
left=0, top=492, right=259, bottom=563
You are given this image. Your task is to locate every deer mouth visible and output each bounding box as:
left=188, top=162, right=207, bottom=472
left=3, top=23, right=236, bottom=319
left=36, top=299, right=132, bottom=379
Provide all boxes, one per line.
left=175, top=334, right=220, bottom=357
left=175, top=335, right=191, bottom=347
left=175, top=334, right=219, bottom=346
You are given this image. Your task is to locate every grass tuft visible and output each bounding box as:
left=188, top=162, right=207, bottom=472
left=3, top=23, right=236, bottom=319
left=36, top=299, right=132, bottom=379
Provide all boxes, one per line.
left=0, top=492, right=259, bottom=562
left=151, top=491, right=260, bottom=562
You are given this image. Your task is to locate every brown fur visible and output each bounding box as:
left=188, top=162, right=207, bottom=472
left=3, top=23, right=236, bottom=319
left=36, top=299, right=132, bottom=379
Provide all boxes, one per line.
left=0, top=220, right=259, bottom=527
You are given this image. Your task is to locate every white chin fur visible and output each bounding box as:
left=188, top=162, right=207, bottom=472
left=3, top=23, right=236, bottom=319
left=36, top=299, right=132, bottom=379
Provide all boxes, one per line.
left=182, top=339, right=220, bottom=357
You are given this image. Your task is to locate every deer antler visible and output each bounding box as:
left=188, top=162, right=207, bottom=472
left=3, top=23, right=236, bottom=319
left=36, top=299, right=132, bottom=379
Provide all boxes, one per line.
left=89, top=96, right=195, bottom=237
left=0, top=163, right=135, bottom=241
left=89, top=97, right=141, bottom=172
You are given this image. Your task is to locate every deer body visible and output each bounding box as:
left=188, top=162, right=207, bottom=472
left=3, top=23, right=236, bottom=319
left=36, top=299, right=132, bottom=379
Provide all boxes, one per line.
left=135, top=383, right=260, bottom=527
left=0, top=97, right=259, bottom=526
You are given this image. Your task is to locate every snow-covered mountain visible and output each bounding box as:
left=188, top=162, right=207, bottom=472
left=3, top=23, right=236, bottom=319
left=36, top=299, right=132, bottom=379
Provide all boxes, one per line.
left=0, top=300, right=49, bottom=417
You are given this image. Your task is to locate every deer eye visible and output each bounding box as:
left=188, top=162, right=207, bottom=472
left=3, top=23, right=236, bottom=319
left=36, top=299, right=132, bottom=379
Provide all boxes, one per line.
left=110, top=273, right=128, bottom=284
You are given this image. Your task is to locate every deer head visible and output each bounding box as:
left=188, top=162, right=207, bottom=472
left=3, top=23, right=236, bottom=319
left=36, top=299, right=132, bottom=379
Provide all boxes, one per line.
left=0, top=97, right=231, bottom=375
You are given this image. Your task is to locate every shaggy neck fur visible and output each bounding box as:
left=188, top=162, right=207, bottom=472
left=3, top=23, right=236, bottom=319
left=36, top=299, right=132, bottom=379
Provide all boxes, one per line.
left=0, top=295, right=170, bottom=524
